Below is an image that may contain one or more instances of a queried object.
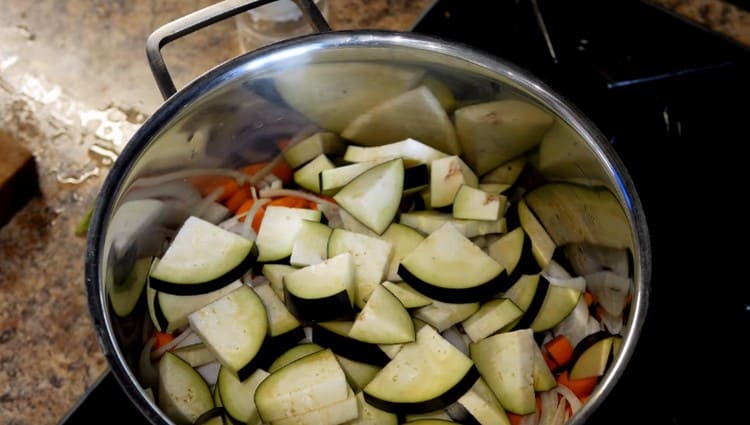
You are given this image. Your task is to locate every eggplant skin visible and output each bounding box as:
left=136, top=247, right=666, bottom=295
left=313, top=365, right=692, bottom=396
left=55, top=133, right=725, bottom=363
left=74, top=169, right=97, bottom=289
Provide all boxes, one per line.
left=193, top=407, right=226, bottom=425
left=149, top=245, right=258, bottom=296
left=397, top=264, right=511, bottom=303
left=311, top=323, right=391, bottom=367
left=512, top=276, right=550, bottom=331
left=364, top=367, right=480, bottom=414
left=283, top=288, right=354, bottom=323
left=254, top=327, right=307, bottom=371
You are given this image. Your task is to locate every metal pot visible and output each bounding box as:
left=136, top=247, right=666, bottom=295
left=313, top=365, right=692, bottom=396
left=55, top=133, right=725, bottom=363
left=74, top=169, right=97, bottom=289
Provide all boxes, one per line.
left=85, top=1, right=651, bottom=423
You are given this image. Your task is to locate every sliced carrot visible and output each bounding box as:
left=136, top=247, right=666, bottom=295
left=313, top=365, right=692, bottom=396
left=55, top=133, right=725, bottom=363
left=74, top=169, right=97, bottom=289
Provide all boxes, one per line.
left=191, top=175, right=240, bottom=202
left=583, top=291, right=595, bottom=306
left=224, top=184, right=252, bottom=214
left=542, top=349, right=560, bottom=371
left=557, top=370, right=599, bottom=399
left=544, top=335, right=574, bottom=369
left=508, top=413, right=524, bottom=425
left=269, top=161, right=293, bottom=184
left=240, top=162, right=270, bottom=176
left=152, top=331, right=175, bottom=351
left=236, top=199, right=265, bottom=233
left=315, top=194, right=337, bottom=205
left=240, top=160, right=294, bottom=185
left=268, top=196, right=313, bottom=209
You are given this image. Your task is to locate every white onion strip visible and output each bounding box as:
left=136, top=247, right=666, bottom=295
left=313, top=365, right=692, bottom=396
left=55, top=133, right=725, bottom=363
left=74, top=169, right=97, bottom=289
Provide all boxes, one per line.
left=519, top=410, right=540, bottom=425
left=247, top=153, right=286, bottom=186
left=259, top=188, right=337, bottom=207
left=218, top=209, right=250, bottom=230
left=551, top=395, right=568, bottom=425
left=243, top=198, right=269, bottom=239
left=553, top=384, right=583, bottom=414
left=539, top=390, right=557, bottom=425
left=545, top=275, right=587, bottom=292
left=150, top=328, right=195, bottom=361
left=191, top=186, right=225, bottom=218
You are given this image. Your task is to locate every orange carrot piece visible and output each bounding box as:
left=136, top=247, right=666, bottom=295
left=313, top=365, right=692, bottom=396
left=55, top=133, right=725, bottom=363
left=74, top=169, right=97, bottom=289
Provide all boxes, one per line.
left=191, top=175, right=240, bottom=202
left=240, top=160, right=294, bottom=184
left=152, top=331, right=175, bottom=350
left=236, top=199, right=255, bottom=219
left=271, top=161, right=293, bottom=184
left=268, top=196, right=312, bottom=209
left=240, top=162, right=270, bottom=176
left=236, top=200, right=265, bottom=233
left=316, top=194, right=337, bottom=204
left=583, top=291, right=595, bottom=306
left=545, top=335, right=574, bottom=369
left=542, top=349, right=560, bottom=371
left=252, top=206, right=266, bottom=233
left=557, top=370, right=599, bottom=399
left=224, top=184, right=252, bottom=214
left=508, top=413, right=524, bottom=425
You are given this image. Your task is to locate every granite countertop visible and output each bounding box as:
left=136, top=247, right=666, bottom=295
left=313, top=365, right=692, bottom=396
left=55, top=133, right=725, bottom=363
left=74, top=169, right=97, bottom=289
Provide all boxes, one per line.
left=0, top=1, right=747, bottom=424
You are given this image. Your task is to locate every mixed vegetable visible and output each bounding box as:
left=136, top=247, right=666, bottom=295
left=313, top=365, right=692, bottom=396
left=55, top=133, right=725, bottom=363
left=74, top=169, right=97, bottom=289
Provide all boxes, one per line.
left=107, top=62, right=634, bottom=425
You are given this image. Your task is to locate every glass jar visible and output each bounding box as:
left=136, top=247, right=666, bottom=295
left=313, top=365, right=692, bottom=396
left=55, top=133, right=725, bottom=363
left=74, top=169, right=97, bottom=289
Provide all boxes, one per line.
left=236, top=0, right=329, bottom=51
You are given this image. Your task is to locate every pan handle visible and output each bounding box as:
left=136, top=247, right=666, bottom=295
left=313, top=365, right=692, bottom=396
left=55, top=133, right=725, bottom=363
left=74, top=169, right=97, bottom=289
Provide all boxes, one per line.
left=146, top=0, right=331, bottom=100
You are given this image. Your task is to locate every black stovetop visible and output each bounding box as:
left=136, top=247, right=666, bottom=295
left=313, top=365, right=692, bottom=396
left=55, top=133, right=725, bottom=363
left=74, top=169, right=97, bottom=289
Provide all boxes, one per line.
left=415, top=1, right=750, bottom=424
left=61, top=1, right=750, bottom=424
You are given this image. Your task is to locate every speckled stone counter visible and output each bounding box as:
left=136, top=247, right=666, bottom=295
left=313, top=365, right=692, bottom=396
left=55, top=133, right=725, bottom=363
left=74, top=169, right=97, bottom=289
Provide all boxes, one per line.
left=0, top=1, right=747, bottom=424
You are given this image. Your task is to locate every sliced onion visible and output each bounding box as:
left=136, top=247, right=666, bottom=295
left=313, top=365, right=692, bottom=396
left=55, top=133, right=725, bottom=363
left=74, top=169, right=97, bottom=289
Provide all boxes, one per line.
left=441, top=326, right=469, bottom=356
left=586, top=315, right=603, bottom=335
left=151, top=328, right=195, bottom=361
left=259, top=188, right=338, bottom=207
left=242, top=197, right=269, bottom=239
left=543, top=259, right=572, bottom=279
left=552, top=384, right=583, bottom=415
left=519, top=409, right=540, bottom=425
left=197, top=202, right=231, bottom=224
left=317, top=202, right=343, bottom=229
left=244, top=274, right=269, bottom=288
left=302, top=326, right=313, bottom=343
left=538, top=390, right=557, bottom=425
left=191, top=186, right=226, bottom=219
left=550, top=393, right=568, bottom=425
left=219, top=217, right=249, bottom=236
left=585, top=271, right=631, bottom=316
left=196, top=361, right=221, bottom=387
left=217, top=210, right=249, bottom=230
left=246, top=153, right=286, bottom=186
left=174, top=331, right=203, bottom=350
left=545, top=275, right=586, bottom=292
left=553, top=297, right=591, bottom=347
left=599, top=308, right=624, bottom=334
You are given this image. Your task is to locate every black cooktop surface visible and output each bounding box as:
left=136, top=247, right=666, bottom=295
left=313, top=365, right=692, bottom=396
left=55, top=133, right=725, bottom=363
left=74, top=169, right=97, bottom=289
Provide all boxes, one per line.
left=61, top=1, right=750, bottom=424
left=415, top=1, right=750, bottom=424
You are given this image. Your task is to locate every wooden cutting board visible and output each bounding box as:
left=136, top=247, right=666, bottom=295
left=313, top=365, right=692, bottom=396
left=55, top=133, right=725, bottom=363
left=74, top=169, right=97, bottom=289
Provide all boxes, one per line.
left=0, top=131, right=40, bottom=227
